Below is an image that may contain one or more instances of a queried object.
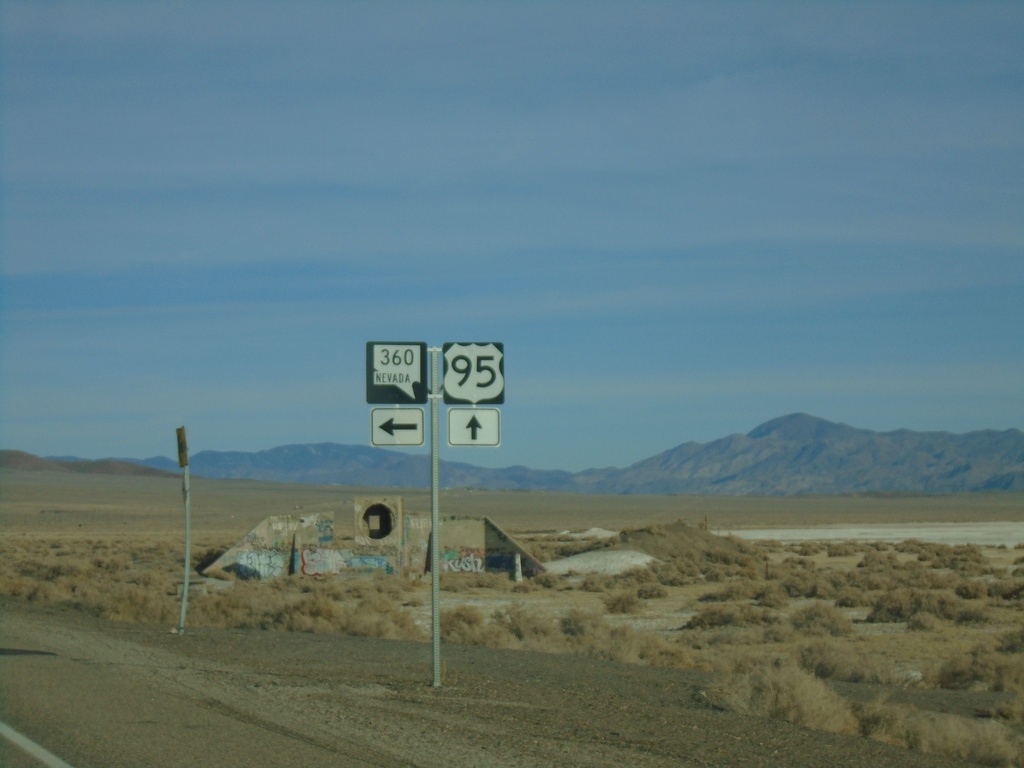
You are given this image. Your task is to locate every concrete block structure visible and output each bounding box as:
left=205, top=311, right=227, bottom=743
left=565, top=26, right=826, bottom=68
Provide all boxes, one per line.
left=202, top=497, right=544, bottom=580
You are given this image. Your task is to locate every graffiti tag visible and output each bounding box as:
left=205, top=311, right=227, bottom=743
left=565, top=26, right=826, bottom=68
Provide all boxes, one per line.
left=442, top=549, right=485, bottom=574
left=234, top=550, right=287, bottom=579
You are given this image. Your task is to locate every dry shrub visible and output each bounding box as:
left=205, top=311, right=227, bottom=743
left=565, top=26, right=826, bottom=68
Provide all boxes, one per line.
left=25, top=580, right=67, bottom=603
left=578, top=567, right=661, bottom=595
left=998, top=626, right=1024, bottom=654
left=636, top=582, right=667, bottom=600
left=437, top=603, right=691, bottom=669
left=992, top=657, right=1024, bottom=692
left=866, top=588, right=961, bottom=623
left=833, top=586, right=867, bottom=608
left=856, top=698, right=1022, bottom=767
left=492, top=603, right=560, bottom=648
left=560, top=609, right=689, bottom=667
left=336, top=594, right=423, bottom=639
left=929, top=648, right=1024, bottom=692
left=190, top=578, right=424, bottom=640
left=792, top=542, right=824, bottom=557
left=926, top=544, right=992, bottom=576
left=95, top=583, right=177, bottom=624
left=857, top=549, right=902, bottom=572
left=989, top=578, right=1024, bottom=599
left=760, top=622, right=797, bottom=644
left=684, top=605, right=777, bottom=630
left=650, top=558, right=701, bottom=586
left=954, top=579, right=989, bottom=600
left=789, top=602, right=853, bottom=637
left=601, top=589, right=640, bottom=614
left=907, top=611, right=945, bottom=632
left=826, top=542, right=861, bottom=557
left=755, top=583, right=788, bottom=609
left=439, top=571, right=511, bottom=592
left=268, top=592, right=342, bottom=633
left=0, top=541, right=182, bottom=623
left=709, top=663, right=858, bottom=736
left=618, top=523, right=760, bottom=585
left=579, top=573, right=615, bottom=593
left=91, top=554, right=132, bottom=573
left=996, top=693, right=1024, bottom=725
left=933, top=654, right=987, bottom=690
left=954, top=603, right=991, bottom=624
left=779, top=569, right=834, bottom=600
left=439, top=605, right=482, bottom=640
left=797, top=640, right=896, bottom=684
left=441, top=605, right=507, bottom=647
left=699, top=581, right=759, bottom=602
left=610, top=566, right=658, bottom=587
left=190, top=581, right=271, bottom=629
left=531, top=572, right=561, bottom=589
left=602, top=625, right=689, bottom=667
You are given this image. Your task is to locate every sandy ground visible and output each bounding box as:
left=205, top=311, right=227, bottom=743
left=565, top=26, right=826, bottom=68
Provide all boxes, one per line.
left=725, top=522, right=1024, bottom=546
left=543, top=549, right=659, bottom=575
left=2, top=472, right=1022, bottom=766
left=0, top=598, right=991, bottom=768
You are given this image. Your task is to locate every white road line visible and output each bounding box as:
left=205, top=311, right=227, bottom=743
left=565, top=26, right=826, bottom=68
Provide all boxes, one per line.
left=0, top=721, right=76, bottom=768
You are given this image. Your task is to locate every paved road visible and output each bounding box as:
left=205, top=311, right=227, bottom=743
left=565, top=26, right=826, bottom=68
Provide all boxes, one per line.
left=1, top=603, right=382, bottom=767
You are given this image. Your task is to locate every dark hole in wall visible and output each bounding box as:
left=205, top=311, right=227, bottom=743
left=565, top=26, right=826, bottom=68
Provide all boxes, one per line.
left=363, top=503, right=394, bottom=540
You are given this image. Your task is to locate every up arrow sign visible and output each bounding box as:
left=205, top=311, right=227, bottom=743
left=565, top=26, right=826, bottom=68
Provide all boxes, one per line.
left=448, top=408, right=500, bottom=447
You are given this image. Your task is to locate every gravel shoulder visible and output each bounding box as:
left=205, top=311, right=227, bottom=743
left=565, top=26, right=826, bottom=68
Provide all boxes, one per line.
left=1, top=598, right=981, bottom=768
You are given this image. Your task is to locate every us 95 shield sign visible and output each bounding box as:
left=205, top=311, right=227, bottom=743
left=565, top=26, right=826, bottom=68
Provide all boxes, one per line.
left=366, top=342, right=428, bottom=404
left=442, top=342, right=504, bottom=404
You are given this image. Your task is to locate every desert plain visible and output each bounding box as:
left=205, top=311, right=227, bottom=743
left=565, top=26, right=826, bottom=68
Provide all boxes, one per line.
left=1, top=468, right=1023, bottom=767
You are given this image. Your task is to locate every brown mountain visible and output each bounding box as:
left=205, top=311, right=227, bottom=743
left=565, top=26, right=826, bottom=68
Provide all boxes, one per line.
left=0, top=450, right=176, bottom=478
left=8, top=414, right=1023, bottom=495
left=574, top=413, right=1024, bottom=495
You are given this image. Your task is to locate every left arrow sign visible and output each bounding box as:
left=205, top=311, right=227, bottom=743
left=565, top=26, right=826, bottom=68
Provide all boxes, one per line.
left=380, top=418, right=418, bottom=436
left=371, top=408, right=425, bottom=446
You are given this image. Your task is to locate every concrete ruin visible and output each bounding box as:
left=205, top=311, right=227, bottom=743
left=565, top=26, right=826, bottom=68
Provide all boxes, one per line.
left=202, top=496, right=545, bottom=580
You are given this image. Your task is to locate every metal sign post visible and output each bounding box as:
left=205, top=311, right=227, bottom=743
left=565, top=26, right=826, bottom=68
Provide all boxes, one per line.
left=365, top=341, right=504, bottom=687
left=429, top=346, right=442, bottom=687
left=176, top=426, right=191, bottom=635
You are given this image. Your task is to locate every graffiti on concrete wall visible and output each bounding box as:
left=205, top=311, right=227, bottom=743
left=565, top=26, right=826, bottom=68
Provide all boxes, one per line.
left=299, top=547, right=349, bottom=576
left=442, top=548, right=485, bottom=574
left=234, top=549, right=287, bottom=579
left=315, top=517, right=333, bottom=545
left=349, top=555, right=393, bottom=573
left=297, top=548, right=397, bottom=575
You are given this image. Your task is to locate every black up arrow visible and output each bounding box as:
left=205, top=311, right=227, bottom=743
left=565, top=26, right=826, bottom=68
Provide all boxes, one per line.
left=381, top=418, right=418, bottom=436
left=466, top=415, right=482, bottom=440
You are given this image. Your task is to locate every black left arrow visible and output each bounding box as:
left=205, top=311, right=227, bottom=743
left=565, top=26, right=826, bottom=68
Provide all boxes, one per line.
left=466, top=416, right=482, bottom=440
left=380, top=418, right=418, bottom=436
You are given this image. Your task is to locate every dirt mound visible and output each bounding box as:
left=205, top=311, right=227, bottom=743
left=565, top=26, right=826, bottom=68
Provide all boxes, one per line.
left=617, top=520, right=761, bottom=564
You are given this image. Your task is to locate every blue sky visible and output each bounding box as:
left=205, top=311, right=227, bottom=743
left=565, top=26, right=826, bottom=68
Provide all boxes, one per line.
left=2, top=1, right=1022, bottom=472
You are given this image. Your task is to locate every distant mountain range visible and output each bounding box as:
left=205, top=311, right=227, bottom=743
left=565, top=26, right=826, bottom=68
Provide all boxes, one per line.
left=6, top=413, right=1021, bottom=496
